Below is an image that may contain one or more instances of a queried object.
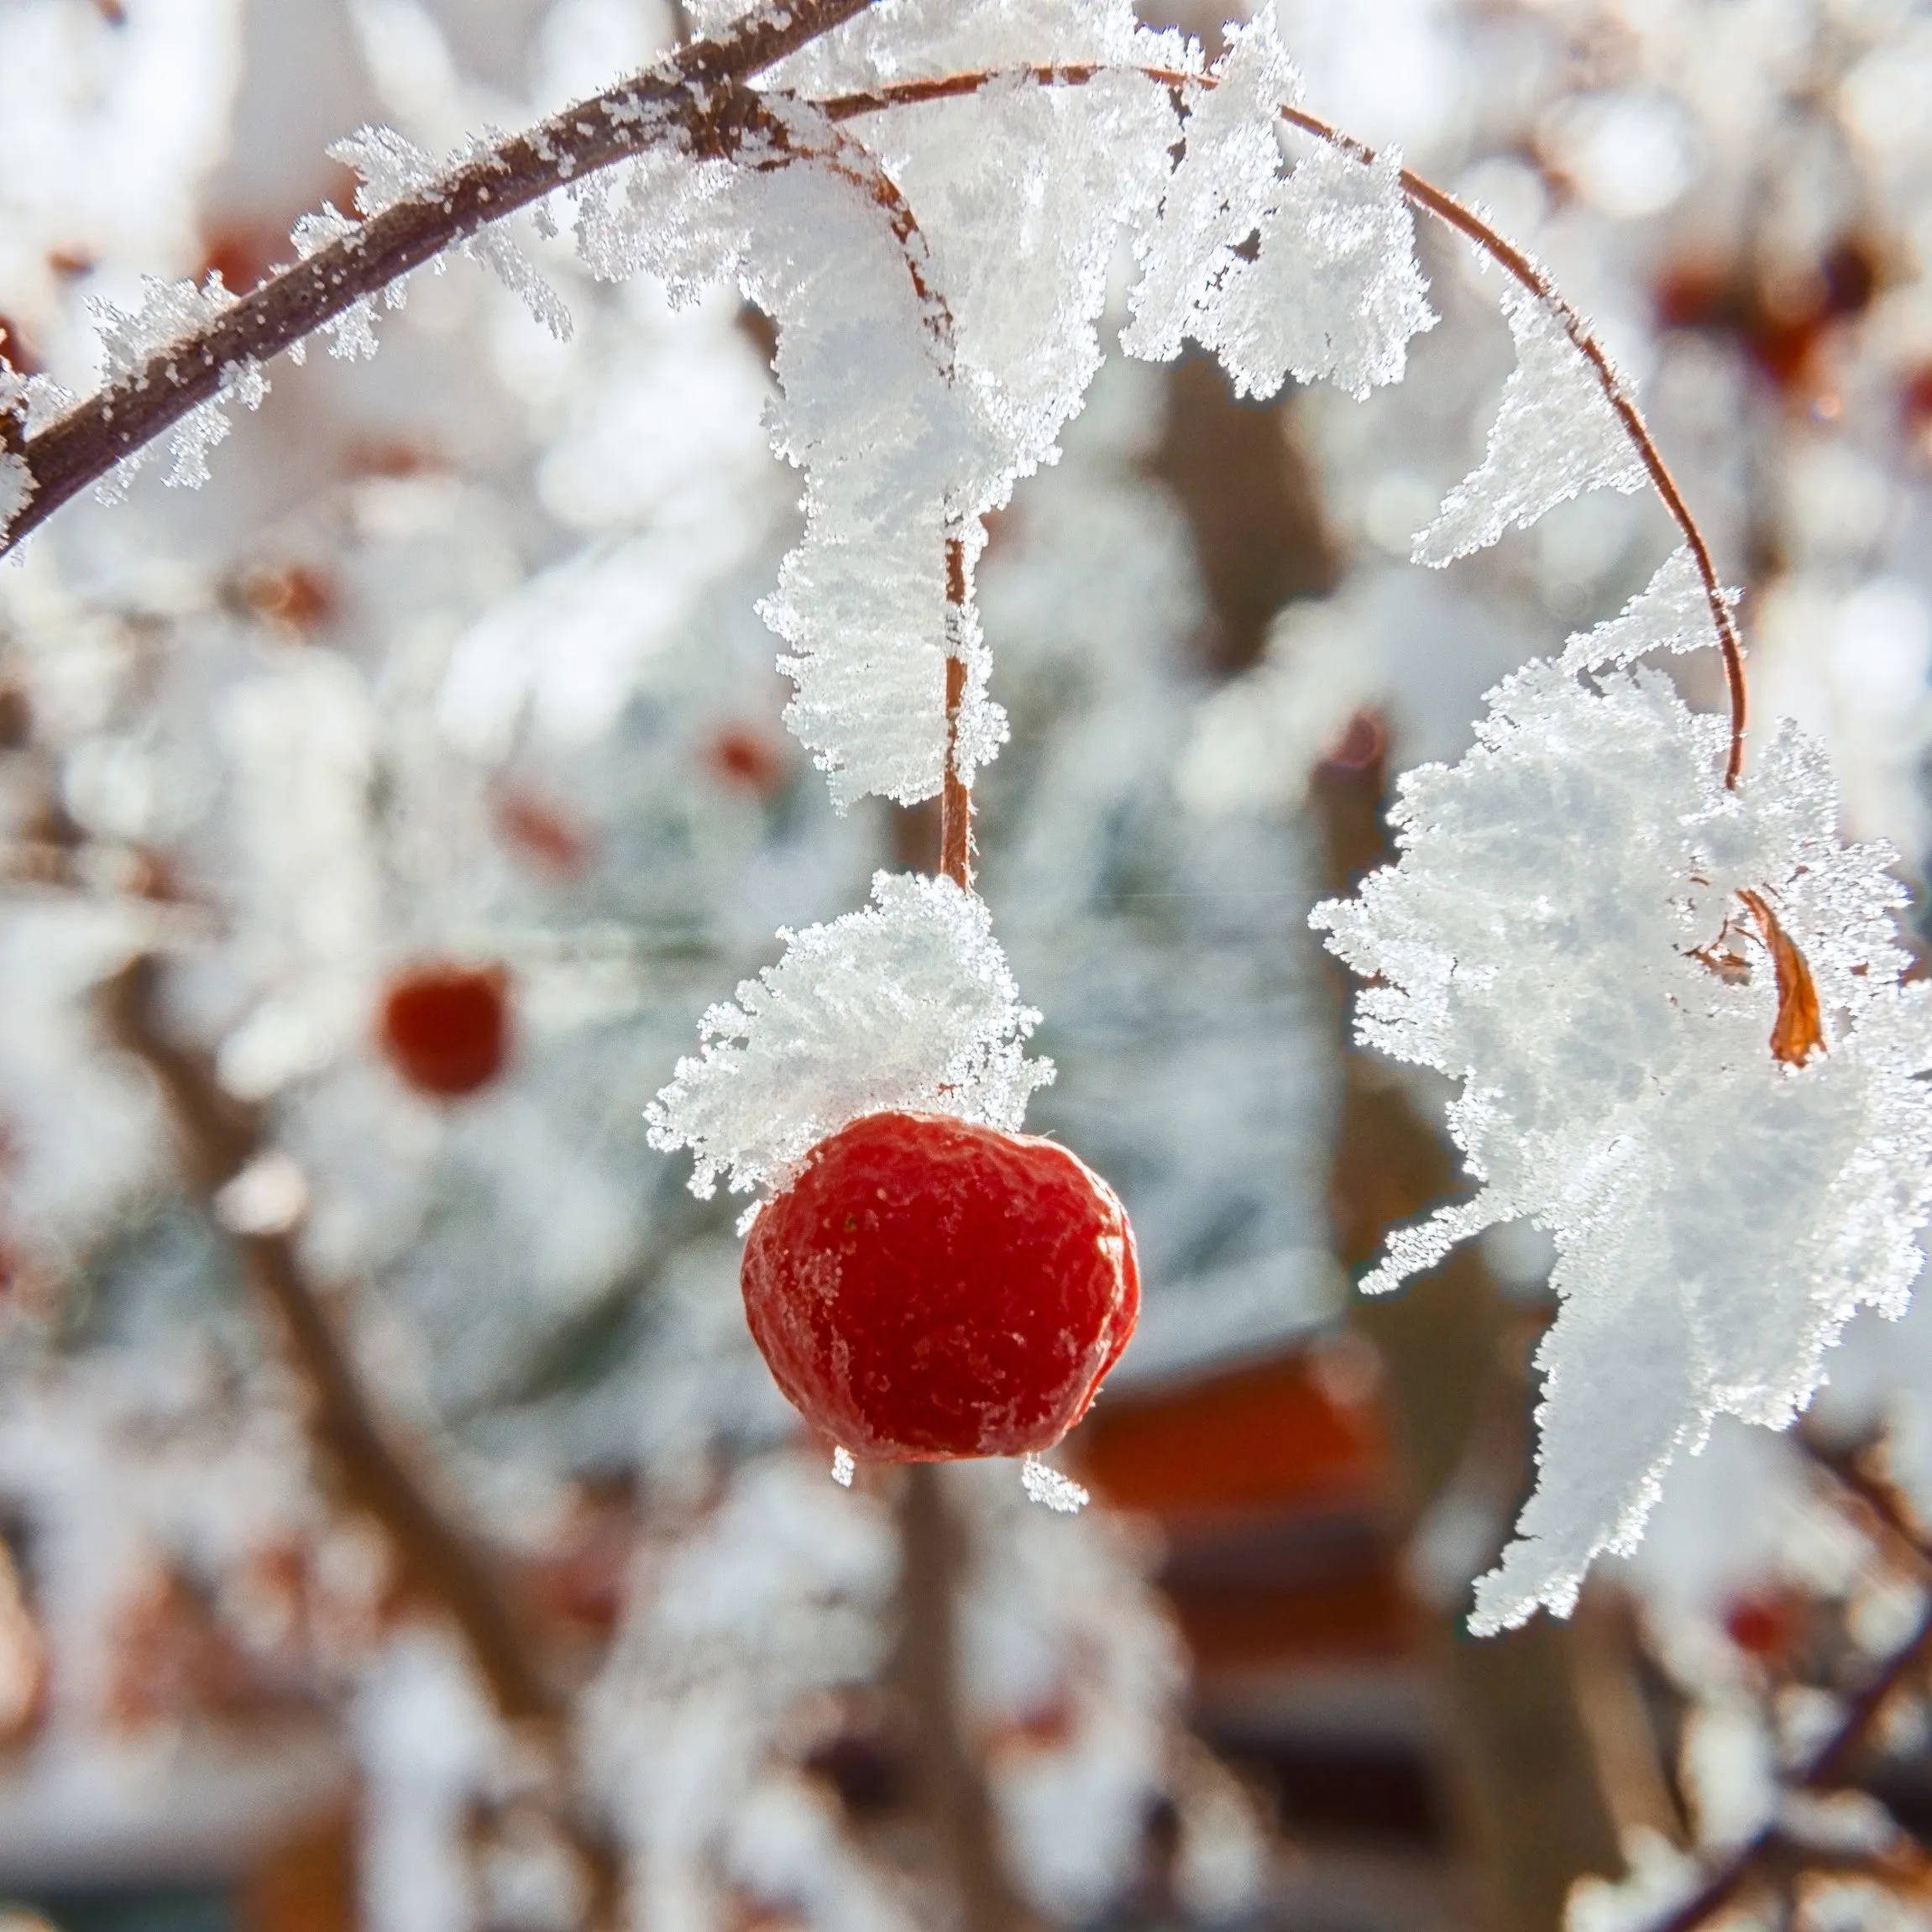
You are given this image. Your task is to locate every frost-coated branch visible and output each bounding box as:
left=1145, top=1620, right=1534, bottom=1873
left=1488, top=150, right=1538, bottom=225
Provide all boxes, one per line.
left=817, top=64, right=1751, bottom=787
left=0, top=0, right=880, bottom=555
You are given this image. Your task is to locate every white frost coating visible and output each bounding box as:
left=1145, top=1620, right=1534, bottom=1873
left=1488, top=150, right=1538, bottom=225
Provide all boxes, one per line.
left=1205, top=143, right=1436, bottom=401
left=1412, top=287, right=1647, bottom=566
left=1019, top=1454, right=1088, bottom=1515
left=1559, top=544, right=1728, bottom=673
left=0, top=453, right=29, bottom=540
left=647, top=871, right=1053, bottom=1198
left=86, top=275, right=269, bottom=495
left=830, top=1447, right=855, bottom=1488
left=1312, top=658, right=1932, bottom=1635
left=1122, top=13, right=1299, bottom=365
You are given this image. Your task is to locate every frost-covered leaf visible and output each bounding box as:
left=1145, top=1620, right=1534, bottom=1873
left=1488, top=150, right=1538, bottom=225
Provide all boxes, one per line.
left=1412, top=287, right=1647, bottom=567
left=647, top=871, right=1053, bottom=1198
left=1559, top=545, right=1728, bottom=673
left=1312, top=653, right=1932, bottom=1635
left=1122, top=13, right=1297, bottom=366
left=1204, top=143, right=1436, bottom=401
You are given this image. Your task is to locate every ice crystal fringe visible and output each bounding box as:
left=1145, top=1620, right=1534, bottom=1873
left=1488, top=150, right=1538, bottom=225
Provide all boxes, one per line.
left=0, top=361, right=29, bottom=539
left=1020, top=1453, right=1089, bottom=1515
left=647, top=871, right=1053, bottom=1201
left=1123, top=12, right=1433, bottom=401
left=1312, top=565, right=1932, bottom=1634
left=1412, top=286, right=1646, bottom=566
left=288, top=125, right=571, bottom=367
left=86, top=276, right=270, bottom=498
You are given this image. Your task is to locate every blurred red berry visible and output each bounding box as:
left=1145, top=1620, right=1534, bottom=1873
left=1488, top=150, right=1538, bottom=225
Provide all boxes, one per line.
left=378, top=963, right=510, bottom=1099
left=707, top=724, right=788, bottom=797
left=741, top=1110, right=1139, bottom=1462
left=238, top=562, right=336, bottom=634
left=495, top=788, right=591, bottom=878
left=1724, top=1589, right=1802, bottom=1661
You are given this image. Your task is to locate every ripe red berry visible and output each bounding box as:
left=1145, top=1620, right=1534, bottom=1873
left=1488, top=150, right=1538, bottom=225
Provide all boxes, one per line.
left=741, top=1111, right=1139, bottom=1462
left=378, top=963, right=510, bottom=1099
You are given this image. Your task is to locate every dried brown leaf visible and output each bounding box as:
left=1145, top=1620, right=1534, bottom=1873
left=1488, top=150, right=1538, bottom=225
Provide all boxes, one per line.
left=1739, top=887, right=1825, bottom=1068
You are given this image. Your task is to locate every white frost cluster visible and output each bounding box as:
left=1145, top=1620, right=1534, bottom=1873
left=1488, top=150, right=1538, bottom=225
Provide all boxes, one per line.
left=647, top=871, right=1053, bottom=1200
left=1124, top=13, right=1434, bottom=399
left=1312, top=558, right=1932, bottom=1636
left=1412, top=287, right=1647, bottom=566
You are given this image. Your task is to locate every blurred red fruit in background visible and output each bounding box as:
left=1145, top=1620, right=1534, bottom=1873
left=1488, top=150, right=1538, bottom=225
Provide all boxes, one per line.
left=378, top=963, right=510, bottom=1099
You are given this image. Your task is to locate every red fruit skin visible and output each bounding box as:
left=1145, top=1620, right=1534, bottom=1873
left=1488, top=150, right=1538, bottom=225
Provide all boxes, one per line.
left=741, top=1111, right=1139, bottom=1462
left=378, top=964, right=510, bottom=1099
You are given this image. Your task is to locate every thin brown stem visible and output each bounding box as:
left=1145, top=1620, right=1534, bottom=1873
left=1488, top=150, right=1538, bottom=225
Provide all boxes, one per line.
left=0, top=0, right=881, bottom=555
left=941, top=536, right=973, bottom=891
left=816, top=64, right=1751, bottom=788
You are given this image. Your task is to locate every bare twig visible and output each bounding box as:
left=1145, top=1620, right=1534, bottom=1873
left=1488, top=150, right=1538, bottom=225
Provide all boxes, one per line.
left=815, top=63, right=1751, bottom=788
left=0, top=0, right=880, bottom=555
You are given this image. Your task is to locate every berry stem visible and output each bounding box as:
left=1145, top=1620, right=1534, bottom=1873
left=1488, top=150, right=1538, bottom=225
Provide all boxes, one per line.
left=941, top=531, right=975, bottom=892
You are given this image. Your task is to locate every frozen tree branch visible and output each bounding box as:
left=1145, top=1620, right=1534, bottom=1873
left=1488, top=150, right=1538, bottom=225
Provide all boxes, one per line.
left=0, top=0, right=880, bottom=556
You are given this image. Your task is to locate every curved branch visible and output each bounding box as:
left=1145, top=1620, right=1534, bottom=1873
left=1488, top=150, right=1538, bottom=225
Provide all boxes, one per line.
left=814, top=64, right=1751, bottom=788
left=0, top=0, right=880, bottom=557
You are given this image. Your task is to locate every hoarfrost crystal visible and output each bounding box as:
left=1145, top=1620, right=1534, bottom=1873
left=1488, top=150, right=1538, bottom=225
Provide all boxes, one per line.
left=647, top=872, right=1053, bottom=1200
left=1559, top=545, right=1729, bottom=673
left=1312, top=595, right=1932, bottom=1634
left=1122, top=14, right=1298, bottom=366
left=1412, top=287, right=1647, bottom=566
left=1123, top=18, right=1434, bottom=400
left=1019, top=1454, right=1089, bottom=1515
left=1205, top=142, right=1436, bottom=401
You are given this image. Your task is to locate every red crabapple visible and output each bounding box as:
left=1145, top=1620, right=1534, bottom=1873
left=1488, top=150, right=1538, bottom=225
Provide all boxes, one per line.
left=378, top=963, right=510, bottom=1099
left=740, top=1110, right=1139, bottom=1462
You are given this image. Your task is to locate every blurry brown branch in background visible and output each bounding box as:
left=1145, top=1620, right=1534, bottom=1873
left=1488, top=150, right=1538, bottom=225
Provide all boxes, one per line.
left=894, top=1468, right=1042, bottom=1932
left=95, top=953, right=621, bottom=1926
left=0, top=0, right=881, bottom=555
left=1641, top=1433, right=1932, bottom=1932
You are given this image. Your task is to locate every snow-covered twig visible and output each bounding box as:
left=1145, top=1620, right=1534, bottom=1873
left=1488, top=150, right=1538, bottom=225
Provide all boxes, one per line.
left=0, top=0, right=880, bottom=555
left=816, top=64, right=1751, bottom=788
